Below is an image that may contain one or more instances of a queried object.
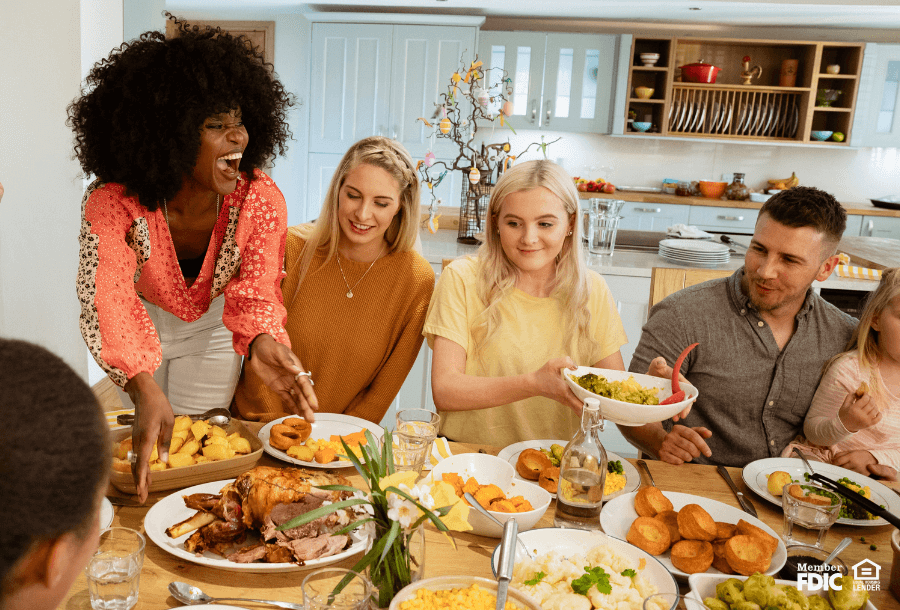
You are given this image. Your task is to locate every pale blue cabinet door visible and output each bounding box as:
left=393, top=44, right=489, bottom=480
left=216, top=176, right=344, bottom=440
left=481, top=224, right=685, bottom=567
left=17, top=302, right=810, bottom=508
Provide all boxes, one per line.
left=478, top=31, right=547, bottom=129
left=309, top=24, right=393, bottom=154
left=391, top=25, right=477, bottom=159
left=618, top=202, right=690, bottom=232
left=857, top=44, right=900, bottom=148
left=861, top=215, right=900, bottom=239
left=305, top=153, right=343, bottom=223
left=542, top=33, right=616, bottom=133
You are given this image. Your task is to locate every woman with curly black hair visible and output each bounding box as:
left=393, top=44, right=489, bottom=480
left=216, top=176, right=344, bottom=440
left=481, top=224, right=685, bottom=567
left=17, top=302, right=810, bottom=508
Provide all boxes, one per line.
left=68, top=16, right=316, bottom=502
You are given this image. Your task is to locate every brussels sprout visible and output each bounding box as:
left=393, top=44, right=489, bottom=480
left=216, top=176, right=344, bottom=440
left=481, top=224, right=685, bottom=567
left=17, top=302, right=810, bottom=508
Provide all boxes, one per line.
left=716, top=579, right=746, bottom=605
left=551, top=444, right=565, bottom=463
left=732, top=602, right=762, bottom=610
left=743, top=574, right=778, bottom=607
left=781, top=584, right=810, bottom=610
left=704, top=598, right=729, bottom=610
left=806, top=595, right=831, bottom=610
left=827, top=575, right=869, bottom=610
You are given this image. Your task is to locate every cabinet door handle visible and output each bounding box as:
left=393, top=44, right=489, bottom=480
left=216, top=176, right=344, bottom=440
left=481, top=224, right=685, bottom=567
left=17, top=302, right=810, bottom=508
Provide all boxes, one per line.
left=530, top=99, right=537, bottom=123
left=867, top=220, right=874, bottom=236
left=545, top=100, right=552, bottom=125
left=717, top=215, right=745, bottom=221
left=635, top=207, right=662, bottom=213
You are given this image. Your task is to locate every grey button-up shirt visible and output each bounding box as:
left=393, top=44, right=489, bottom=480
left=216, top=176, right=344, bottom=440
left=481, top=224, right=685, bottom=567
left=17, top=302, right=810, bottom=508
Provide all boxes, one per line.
left=628, top=268, right=856, bottom=467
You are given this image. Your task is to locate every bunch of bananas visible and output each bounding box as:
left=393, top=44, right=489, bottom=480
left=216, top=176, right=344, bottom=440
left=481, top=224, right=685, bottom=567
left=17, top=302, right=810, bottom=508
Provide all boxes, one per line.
left=767, top=172, right=799, bottom=190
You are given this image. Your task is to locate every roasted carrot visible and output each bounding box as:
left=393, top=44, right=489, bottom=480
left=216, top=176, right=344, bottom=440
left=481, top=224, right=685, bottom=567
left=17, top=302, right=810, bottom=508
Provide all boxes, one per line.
left=659, top=343, right=699, bottom=405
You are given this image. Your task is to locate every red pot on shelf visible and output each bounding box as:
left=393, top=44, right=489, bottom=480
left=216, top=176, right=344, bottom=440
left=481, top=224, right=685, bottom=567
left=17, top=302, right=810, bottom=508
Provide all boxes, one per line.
left=679, top=61, right=721, bottom=83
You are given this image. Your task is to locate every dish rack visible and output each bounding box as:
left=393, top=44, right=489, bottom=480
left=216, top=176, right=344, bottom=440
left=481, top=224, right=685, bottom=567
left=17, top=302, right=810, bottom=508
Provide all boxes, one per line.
left=668, top=86, right=803, bottom=139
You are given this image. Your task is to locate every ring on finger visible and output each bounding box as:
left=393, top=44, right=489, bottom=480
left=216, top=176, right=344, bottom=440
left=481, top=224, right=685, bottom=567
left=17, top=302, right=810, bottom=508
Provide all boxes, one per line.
left=295, top=371, right=315, bottom=386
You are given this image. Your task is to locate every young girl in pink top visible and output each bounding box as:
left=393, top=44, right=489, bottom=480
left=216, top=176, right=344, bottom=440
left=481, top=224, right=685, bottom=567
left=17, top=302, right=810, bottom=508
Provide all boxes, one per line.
left=786, top=268, right=900, bottom=479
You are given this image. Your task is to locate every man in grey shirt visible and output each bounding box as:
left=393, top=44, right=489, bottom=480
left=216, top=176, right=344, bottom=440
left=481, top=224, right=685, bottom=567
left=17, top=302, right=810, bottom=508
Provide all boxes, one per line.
left=620, top=187, right=856, bottom=467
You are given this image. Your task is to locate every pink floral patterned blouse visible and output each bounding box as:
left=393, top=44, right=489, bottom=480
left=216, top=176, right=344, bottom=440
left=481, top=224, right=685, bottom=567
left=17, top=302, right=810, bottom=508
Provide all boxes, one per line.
left=77, top=170, right=290, bottom=387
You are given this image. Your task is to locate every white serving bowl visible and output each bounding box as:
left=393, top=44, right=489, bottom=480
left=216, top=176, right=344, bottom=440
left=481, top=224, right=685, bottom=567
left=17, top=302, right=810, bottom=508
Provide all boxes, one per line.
left=429, top=453, right=551, bottom=538
left=687, top=573, right=877, bottom=610
left=389, top=576, right=541, bottom=610
left=749, top=192, right=771, bottom=203
left=563, top=367, right=699, bottom=426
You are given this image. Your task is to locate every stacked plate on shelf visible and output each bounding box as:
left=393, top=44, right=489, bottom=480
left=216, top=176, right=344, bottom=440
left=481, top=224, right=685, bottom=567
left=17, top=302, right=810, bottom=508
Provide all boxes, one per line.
left=658, top=239, right=730, bottom=266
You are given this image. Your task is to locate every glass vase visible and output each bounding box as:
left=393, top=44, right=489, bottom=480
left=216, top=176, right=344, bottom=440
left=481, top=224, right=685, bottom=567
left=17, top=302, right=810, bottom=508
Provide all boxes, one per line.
left=368, top=524, right=425, bottom=608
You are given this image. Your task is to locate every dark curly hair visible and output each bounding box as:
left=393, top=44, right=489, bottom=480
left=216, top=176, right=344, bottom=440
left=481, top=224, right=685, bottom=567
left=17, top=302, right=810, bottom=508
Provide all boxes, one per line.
left=67, top=14, right=295, bottom=211
left=0, top=338, right=109, bottom=596
left=760, top=185, right=847, bottom=245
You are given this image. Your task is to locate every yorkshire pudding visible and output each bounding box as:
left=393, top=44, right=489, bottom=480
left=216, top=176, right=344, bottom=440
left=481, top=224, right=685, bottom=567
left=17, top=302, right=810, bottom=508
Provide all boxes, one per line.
left=634, top=486, right=674, bottom=517
left=735, top=519, right=779, bottom=556
left=715, top=521, right=736, bottom=540
left=282, top=417, right=312, bottom=442
left=670, top=539, right=714, bottom=574
left=711, top=539, right=734, bottom=574
left=626, top=516, right=671, bottom=556
left=654, top=510, right=681, bottom=544
left=516, top=448, right=552, bottom=481
left=677, top=504, right=717, bottom=541
left=538, top=466, right=559, bottom=494
left=724, top=535, right=772, bottom=576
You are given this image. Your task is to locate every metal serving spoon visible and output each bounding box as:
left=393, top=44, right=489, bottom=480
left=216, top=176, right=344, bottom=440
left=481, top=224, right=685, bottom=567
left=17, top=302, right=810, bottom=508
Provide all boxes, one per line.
left=823, top=536, right=852, bottom=568
left=117, top=407, right=231, bottom=427
left=463, top=492, right=535, bottom=559
left=168, top=581, right=303, bottom=609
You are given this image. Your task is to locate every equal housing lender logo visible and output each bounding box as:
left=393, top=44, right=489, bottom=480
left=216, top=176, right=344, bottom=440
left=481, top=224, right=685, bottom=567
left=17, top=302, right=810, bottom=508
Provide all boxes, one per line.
left=795, top=558, right=881, bottom=592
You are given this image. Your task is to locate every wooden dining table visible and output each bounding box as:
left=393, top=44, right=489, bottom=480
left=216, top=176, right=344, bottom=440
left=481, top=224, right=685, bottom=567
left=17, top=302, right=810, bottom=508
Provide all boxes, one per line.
left=61, top=431, right=898, bottom=610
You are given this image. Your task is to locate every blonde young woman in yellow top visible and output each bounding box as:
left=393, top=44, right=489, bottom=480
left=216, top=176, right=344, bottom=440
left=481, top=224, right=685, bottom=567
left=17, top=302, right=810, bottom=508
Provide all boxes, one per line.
left=424, top=160, right=628, bottom=445
left=233, top=137, right=434, bottom=423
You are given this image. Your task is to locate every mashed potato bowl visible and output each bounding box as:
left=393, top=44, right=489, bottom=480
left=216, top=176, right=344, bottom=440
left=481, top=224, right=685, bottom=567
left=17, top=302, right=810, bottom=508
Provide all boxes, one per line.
left=429, top=453, right=551, bottom=537
left=563, top=367, right=699, bottom=426
left=389, top=576, right=541, bottom=610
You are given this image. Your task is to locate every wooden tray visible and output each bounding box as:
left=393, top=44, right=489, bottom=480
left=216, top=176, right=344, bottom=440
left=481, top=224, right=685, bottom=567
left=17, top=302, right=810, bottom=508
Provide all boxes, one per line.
left=109, top=419, right=263, bottom=494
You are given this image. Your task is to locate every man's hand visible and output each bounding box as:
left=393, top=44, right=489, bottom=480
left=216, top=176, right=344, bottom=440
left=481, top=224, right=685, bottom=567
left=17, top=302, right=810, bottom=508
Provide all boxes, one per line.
left=838, top=391, right=881, bottom=432
left=658, top=425, right=712, bottom=465
left=646, top=356, right=692, bottom=421
left=532, top=356, right=583, bottom=415
left=832, top=449, right=878, bottom=475
left=249, top=334, right=318, bottom=421
left=866, top=463, right=898, bottom=481
left=125, top=372, right=174, bottom=503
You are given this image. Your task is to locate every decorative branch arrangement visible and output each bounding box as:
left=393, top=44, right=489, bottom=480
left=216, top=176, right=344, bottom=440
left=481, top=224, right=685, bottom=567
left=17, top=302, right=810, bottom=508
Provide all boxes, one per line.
left=415, top=55, right=560, bottom=239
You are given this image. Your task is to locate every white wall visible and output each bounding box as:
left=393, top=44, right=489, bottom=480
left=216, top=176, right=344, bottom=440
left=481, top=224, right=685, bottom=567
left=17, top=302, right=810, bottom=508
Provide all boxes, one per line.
left=0, top=0, right=88, bottom=376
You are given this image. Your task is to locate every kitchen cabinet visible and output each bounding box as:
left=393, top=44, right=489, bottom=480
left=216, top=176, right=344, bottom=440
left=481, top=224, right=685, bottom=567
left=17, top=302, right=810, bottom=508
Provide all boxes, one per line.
left=478, top=31, right=618, bottom=133
left=845, top=214, right=863, bottom=237
left=860, top=215, right=900, bottom=239
left=617, top=36, right=864, bottom=145
left=688, top=205, right=759, bottom=234
left=853, top=43, right=900, bottom=148
left=308, top=19, right=478, bottom=158
left=618, top=201, right=690, bottom=232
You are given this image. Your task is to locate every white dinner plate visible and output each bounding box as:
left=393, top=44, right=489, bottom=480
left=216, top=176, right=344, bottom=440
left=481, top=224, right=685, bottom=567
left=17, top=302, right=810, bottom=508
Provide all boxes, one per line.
left=741, top=457, right=900, bottom=526
left=658, top=239, right=730, bottom=254
left=259, top=414, right=383, bottom=468
left=489, top=528, right=679, bottom=601
left=144, top=479, right=366, bottom=573
left=100, top=497, right=114, bottom=530
left=720, top=101, right=733, bottom=133
left=600, top=491, right=787, bottom=581
left=496, top=439, right=639, bottom=501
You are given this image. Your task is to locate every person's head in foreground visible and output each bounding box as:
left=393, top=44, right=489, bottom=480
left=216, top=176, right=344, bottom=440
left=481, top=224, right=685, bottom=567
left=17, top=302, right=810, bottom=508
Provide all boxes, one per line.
left=0, top=339, right=110, bottom=610
left=67, top=13, right=294, bottom=209
left=743, top=185, right=846, bottom=315
left=293, top=136, right=420, bottom=288
left=847, top=266, right=900, bottom=372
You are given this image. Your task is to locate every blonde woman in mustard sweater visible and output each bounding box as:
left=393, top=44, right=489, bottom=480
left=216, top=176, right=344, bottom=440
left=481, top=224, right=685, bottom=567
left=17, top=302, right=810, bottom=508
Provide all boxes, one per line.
left=233, top=137, right=434, bottom=423
left=424, top=160, right=628, bottom=446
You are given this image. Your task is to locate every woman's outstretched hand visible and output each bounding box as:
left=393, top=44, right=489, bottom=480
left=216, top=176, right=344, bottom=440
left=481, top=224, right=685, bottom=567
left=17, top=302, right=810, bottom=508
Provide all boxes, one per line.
left=532, top=356, right=583, bottom=415
left=249, top=334, right=318, bottom=421
left=125, top=372, right=174, bottom=504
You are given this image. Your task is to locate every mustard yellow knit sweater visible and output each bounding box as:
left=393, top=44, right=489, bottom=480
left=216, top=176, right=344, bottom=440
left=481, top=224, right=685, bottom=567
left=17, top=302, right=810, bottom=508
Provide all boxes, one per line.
left=233, top=230, right=435, bottom=423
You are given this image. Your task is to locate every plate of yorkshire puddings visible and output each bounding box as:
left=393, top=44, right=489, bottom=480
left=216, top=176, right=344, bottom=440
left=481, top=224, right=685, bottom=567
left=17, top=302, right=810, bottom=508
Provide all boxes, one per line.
left=600, top=487, right=786, bottom=581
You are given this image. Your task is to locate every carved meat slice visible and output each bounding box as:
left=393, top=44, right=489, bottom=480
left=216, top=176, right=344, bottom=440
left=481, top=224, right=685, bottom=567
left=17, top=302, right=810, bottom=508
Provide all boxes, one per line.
left=281, top=534, right=350, bottom=562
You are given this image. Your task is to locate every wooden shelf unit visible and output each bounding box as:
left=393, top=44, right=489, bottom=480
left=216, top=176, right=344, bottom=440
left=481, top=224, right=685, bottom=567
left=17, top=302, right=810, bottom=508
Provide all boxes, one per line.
left=624, top=37, right=864, bottom=144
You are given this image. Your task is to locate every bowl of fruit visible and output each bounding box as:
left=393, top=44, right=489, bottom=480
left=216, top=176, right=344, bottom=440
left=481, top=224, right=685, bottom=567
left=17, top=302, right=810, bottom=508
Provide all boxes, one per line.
left=574, top=177, right=616, bottom=194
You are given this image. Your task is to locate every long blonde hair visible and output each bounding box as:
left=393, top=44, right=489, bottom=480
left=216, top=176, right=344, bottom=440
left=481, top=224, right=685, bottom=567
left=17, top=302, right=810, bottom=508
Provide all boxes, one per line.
left=472, top=159, right=595, bottom=357
left=828, top=267, right=900, bottom=396
left=290, top=137, right=420, bottom=302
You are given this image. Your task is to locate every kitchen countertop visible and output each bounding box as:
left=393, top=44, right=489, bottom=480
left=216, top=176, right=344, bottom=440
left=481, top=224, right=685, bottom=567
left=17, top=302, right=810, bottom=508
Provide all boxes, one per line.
left=578, top=190, right=900, bottom=217
left=420, top=229, right=879, bottom=291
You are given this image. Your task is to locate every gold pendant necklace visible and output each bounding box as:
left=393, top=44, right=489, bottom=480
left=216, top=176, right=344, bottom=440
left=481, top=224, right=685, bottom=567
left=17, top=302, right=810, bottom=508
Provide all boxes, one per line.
left=336, top=244, right=386, bottom=298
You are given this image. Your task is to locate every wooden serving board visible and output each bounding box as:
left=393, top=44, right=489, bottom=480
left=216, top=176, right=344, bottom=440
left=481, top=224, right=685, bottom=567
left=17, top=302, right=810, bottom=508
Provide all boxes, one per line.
left=837, top=235, right=900, bottom=270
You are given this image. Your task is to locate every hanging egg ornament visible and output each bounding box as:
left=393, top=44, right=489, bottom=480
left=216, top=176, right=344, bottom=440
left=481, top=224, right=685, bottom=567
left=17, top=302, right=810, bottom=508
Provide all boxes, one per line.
left=469, top=166, right=481, bottom=184
left=425, top=151, right=435, bottom=167
left=475, top=86, right=489, bottom=107
left=502, top=100, right=514, bottom=116
left=439, top=117, right=452, bottom=134
left=502, top=142, right=511, bottom=152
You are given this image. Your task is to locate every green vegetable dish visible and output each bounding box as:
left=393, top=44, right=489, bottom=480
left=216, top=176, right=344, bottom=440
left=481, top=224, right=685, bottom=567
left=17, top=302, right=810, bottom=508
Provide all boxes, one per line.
left=570, top=373, right=660, bottom=405
left=705, top=573, right=869, bottom=610
left=538, top=444, right=623, bottom=474
left=798, top=474, right=884, bottom=520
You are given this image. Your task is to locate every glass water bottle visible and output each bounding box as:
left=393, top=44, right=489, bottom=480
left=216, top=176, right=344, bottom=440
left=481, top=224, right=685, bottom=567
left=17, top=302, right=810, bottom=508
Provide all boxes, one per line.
left=554, top=397, right=608, bottom=530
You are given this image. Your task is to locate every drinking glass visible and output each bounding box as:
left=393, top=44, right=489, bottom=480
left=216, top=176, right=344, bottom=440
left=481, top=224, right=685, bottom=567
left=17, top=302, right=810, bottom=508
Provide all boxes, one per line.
left=392, top=431, right=431, bottom=475
left=643, top=592, right=710, bottom=610
left=302, top=567, right=372, bottom=610
left=781, top=482, right=842, bottom=548
left=589, top=213, right=624, bottom=256
left=85, top=527, right=145, bottom=610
